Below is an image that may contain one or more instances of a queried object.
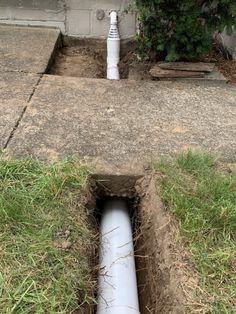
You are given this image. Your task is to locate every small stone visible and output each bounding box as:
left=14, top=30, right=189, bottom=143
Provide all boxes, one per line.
left=61, top=240, right=72, bottom=250
left=227, top=163, right=236, bottom=173
left=65, top=230, right=71, bottom=237
left=54, top=240, right=72, bottom=250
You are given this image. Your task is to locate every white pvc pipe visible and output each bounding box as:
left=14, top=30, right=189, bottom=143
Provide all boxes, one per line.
left=107, top=11, right=120, bottom=80
left=97, top=198, right=140, bottom=314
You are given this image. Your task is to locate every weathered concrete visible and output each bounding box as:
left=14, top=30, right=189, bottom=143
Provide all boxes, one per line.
left=0, top=72, right=39, bottom=148
left=217, top=31, right=236, bottom=60
left=7, top=76, right=236, bottom=163
left=0, top=25, right=60, bottom=73
left=0, top=0, right=136, bottom=39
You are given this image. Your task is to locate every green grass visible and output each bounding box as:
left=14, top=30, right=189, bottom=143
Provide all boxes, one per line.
left=153, top=151, right=236, bottom=313
left=0, top=158, right=97, bottom=314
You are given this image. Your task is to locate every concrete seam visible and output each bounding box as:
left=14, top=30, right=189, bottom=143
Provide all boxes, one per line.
left=64, top=2, right=69, bottom=36
left=2, top=69, right=44, bottom=75
left=3, top=74, right=43, bottom=149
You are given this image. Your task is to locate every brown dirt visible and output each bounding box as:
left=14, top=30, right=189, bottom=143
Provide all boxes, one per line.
left=49, top=45, right=136, bottom=79
left=49, top=46, right=106, bottom=78
left=48, top=41, right=154, bottom=80
left=201, top=51, right=236, bottom=83
left=49, top=42, right=236, bottom=83
left=135, top=175, right=206, bottom=314
left=87, top=171, right=205, bottom=313
left=217, top=60, right=236, bottom=83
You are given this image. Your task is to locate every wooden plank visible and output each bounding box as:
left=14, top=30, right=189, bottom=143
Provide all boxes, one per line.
left=157, top=62, right=215, bottom=73
left=150, top=66, right=205, bottom=78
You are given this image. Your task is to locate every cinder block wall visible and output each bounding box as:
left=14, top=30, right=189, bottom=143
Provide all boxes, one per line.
left=220, top=31, right=236, bottom=60
left=1, top=1, right=235, bottom=58
left=0, top=0, right=136, bottom=39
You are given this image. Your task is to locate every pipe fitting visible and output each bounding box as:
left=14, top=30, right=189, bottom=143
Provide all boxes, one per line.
left=107, top=11, right=120, bottom=80
left=110, top=11, right=118, bottom=25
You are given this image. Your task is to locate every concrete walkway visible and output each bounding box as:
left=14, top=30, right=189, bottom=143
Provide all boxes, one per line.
left=0, top=72, right=39, bottom=148
left=1, top=25, right=236, bottom=166
left=0, top=25, right=60, bottom=73
left=0, top=25, right=59, bottom=151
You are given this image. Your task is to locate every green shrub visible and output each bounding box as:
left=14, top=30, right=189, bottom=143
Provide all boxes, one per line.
left=135, top=0, right=236, bottom=61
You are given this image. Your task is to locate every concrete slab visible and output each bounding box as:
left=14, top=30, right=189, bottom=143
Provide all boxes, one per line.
left=0, top=25, right=60, bottom=73
left=8, top=76, right=236, bottom=163
left=0, top=72, right=39, bottom=148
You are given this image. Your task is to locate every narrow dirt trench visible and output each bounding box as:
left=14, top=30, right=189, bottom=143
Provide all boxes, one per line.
left=85, top=173, right=196, bottom=314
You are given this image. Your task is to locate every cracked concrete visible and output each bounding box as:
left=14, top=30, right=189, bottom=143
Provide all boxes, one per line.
left=0, top=72, right=39, bottom=148
left=0, top=25, right=235, bottom=165
left=0, top=25, right=59, bottom=151
left=7, top=75, right=236, bottom=163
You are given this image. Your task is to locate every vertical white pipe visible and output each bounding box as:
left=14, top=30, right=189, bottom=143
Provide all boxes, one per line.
left=107, top=11, right=120, bottom=80
left=97, top=198, right=140, bottom=314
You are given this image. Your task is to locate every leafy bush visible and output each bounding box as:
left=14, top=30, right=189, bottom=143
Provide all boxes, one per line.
left=135, top=0, right=236, bottom=61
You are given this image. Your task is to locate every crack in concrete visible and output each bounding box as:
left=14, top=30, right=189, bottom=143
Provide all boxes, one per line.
left=1, top=69, right=44, bottom=75
left=3, top=74, right=43, bottom=149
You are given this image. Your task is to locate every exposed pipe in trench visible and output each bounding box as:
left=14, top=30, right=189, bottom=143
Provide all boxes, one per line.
left=97, top=198, right=140, bottom=314
left=97, top=13, right=139, bottom=313
left=107, top=11, right=120, bottom=80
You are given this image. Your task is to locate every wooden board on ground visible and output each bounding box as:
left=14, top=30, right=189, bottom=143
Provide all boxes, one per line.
left=157, top=62, right=215, bottom=73
left=150, top=66, right=205, bottom=78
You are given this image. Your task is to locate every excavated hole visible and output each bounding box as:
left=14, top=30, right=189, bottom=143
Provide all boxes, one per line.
left=47, top=37, right=153, bottom=80
left=85, top=174, right=187, bottom=314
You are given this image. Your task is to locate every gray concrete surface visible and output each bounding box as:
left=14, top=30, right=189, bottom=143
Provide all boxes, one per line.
left=0, top=0, right=135, bottom=39
left=0, top=72, right=39, bottom=148
left=0, top=25, right=60, bottom=73
left=7, top=75, right=236, bottom=163
left=217, top=31, right=236, bottom=60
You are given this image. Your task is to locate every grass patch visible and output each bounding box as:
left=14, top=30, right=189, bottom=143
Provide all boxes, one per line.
left=153, top=151, right=236, bottom=313
left=0, top=158, right=97, bottom=313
